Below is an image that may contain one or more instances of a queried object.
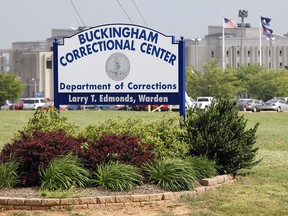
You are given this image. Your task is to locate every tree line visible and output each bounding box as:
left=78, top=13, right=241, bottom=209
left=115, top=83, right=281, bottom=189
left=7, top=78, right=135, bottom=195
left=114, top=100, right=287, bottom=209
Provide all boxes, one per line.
left=186, top=59, right=288, bottom=101
left=1, top=61, right=288, bottom=106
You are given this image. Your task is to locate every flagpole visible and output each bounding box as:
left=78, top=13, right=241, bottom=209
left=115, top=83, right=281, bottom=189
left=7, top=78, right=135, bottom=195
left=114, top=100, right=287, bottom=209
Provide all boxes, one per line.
left=222, top=15, right=225, bottom=72
left=259, top=13, right=262, bottom=66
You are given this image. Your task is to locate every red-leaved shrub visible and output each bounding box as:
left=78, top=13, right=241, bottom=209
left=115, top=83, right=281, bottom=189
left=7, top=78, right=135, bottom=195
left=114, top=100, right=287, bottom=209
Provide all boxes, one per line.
left=0, top=130, right=83, bottom=187
left=81, top=134, right=156, bottom=171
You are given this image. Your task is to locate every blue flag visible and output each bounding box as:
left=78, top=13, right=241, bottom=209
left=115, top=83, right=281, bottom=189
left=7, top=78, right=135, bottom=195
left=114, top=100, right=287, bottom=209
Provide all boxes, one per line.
left=261, top=16, right=271, bottom=26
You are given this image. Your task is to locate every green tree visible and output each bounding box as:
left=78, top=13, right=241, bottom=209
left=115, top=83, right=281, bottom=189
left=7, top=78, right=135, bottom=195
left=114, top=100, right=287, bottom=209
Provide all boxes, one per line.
left=0, top=73, right=24, bottom=106
left=186, top=59, right=241, bottom=99
left=237, top=65, right=288, bottom=100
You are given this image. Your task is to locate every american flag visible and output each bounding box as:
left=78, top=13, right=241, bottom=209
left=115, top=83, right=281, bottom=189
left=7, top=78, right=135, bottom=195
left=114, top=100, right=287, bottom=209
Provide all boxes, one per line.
left=223, top=18, right=237, bottom=29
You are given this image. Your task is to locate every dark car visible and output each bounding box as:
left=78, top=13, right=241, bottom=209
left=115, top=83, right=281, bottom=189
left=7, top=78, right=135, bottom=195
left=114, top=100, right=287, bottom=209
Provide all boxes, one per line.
left=238, top=99, right=263, bottom=112
left=9, top=101, right=23, bottom=110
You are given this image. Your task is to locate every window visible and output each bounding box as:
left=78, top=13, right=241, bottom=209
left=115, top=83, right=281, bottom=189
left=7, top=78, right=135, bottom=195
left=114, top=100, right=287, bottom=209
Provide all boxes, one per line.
left=211, top=51, right=214, bottom=58
left=46, top=60, right=52, bottom=69
left=280, top=62, right=283, bottom=67
left=279, top=50, right=282, bottom=57
left=226, top=51, right=229, bottom=57
left=247, top=50, right=251, bottom=57
left=237, top=50, right=240, bottom=57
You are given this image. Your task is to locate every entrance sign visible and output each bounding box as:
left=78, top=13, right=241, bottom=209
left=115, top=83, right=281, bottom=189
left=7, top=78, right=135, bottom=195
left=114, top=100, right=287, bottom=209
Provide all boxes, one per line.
left=53, top=24, right=186, bottom=117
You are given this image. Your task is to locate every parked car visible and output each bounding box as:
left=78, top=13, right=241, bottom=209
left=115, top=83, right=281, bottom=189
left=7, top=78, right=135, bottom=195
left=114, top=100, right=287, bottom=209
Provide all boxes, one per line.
left=20, top=98, right=48, bottom=110
left=0, top=100, right=23, bottom=110
left=262, top=99, right=288, bottom=112
left=9, top=101, right=24, bottom=110
left=238, top=99, right=263, bottom=112
left=171, top=97, right=196, bottom=111
left=67, top=104, right=82, bottom=110
left=195, top=97, right=214, bottom=110
left=128, top=104, right=169, bottom=111
left=0, top=100, right=11, bottom=110
left=40, top=102, right=67, bottom=111
left=94, top=105, right=115, bottom=110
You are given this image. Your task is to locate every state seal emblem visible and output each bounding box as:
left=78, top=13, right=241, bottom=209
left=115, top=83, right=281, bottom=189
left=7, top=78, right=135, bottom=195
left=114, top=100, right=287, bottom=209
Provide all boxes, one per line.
left=105, top=53, right=130, bottom=81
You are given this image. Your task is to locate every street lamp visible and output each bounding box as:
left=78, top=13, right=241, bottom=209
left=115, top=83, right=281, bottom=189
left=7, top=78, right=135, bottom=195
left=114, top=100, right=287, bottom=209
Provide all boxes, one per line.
left=238, top=10, right=248, bottom=64
left=31, top=78, right=37, bottom=97
left=191, top=38, right=202, bottom=70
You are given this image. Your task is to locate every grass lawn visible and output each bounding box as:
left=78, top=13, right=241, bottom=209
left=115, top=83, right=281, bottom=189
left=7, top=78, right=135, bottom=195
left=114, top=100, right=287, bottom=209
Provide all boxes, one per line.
left=0, top=110, right=288, bottom=215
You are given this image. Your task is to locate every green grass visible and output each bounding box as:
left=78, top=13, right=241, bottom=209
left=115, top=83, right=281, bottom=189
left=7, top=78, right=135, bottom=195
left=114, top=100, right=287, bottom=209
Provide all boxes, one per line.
left=1, top=110, right=288, bottom=215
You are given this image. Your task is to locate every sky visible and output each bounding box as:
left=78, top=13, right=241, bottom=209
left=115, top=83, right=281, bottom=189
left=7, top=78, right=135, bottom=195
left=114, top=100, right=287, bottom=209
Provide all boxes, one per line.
left=1, top=0, right=288, bottom=49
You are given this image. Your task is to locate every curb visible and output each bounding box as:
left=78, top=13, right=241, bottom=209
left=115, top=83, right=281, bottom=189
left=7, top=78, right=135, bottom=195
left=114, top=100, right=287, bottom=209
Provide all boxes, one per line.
left=0, top=174, right=236, bottom=211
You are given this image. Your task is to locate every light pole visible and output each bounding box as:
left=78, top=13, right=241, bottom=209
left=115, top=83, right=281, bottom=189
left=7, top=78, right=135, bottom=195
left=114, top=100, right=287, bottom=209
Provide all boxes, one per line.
left=266, top=37, right=275, bottom=69
left=191, top=38, right=202, bottom=70
left=32, top=78, right=37, bottom=97
left=238, top=10, right=248, bottom=65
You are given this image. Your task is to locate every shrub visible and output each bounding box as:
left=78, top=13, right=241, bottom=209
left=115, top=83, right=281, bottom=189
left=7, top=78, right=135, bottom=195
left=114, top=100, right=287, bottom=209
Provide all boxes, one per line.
left=14, top=108, right=77, bottom=139
left=142, top=158, right=197, bottom=191
left=183, top=99, right=261, bottom=174
left=0, top=130, right=83, bottom=186
left=81, top=134, right=155, bottom=170
left=186, top=156, right=218, bottom=180
left=92, top=162, right=143, bottom=191
left=79, top=115, right=189, bottom=159
left=0, top=160, right=19, bottom=188
left=40, top=153, right=90, bottom=191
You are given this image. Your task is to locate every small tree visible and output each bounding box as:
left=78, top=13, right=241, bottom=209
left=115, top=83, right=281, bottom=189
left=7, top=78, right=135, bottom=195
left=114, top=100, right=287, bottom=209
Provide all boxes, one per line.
left=183, top=99, right=261, bottom=174
left=0, top=73, right=24, bottom=106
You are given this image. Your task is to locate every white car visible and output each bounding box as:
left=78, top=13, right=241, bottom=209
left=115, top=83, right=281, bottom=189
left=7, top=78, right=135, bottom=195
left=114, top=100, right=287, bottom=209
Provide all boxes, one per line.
left=195, top=97, right=214, bottom=110
left=20, top=98, right=48, bottom=110
left=171, top=97, right=196, bottom=111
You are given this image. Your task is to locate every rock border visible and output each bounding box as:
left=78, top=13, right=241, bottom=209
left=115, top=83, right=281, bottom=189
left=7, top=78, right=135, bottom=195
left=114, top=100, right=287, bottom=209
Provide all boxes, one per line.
left=0, top=174, right=235, bottom=211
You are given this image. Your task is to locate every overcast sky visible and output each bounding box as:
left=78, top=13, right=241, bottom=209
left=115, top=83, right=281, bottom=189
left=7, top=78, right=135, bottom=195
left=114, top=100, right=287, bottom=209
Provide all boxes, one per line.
left=1, top=0, right=287, bottom=49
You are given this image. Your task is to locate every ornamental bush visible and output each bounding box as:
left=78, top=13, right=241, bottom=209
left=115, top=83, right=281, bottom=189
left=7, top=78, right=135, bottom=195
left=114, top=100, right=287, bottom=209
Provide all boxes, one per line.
left=0, top=130, right=83, bottom=186
left=79, top=115, right=189, bottom=159
left=40, top=153, right=90, bottom=191
left=92, top=162, right=143, bottom=191
left=186, top=156, right=218, bottom=180
left=13, top=108, right=77, bottom=140
left=80, top=134, right=155, bottom=171
left=183, top=99, right=261, bottom=174
left=0, top=159, right=20, bottom=188
left=142, top=158, right=197, bottom=191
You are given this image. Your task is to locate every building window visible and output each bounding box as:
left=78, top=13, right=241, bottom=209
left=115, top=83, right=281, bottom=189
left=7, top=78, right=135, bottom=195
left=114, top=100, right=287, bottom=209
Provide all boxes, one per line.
left=211, top=51, right=214, bottom=58
left=279, top=50, right=282, bottom=57
left=247, top=50, right=251, bottom=57
left=46, top=60, right=52, bottom=69
left=258, top=50, right=260, bottom=57
left=248, top=63, right=250, bottom=66
left=237, top=50, right=240, bottom=57
left=226, top=51, right=229, bottom=57
left=269, top=50, right=271, bottom=57
left=280, top=62, right=283, bottom=67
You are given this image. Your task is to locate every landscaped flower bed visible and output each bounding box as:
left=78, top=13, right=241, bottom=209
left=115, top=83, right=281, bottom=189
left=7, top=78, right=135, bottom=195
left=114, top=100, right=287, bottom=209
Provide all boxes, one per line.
left=0, top=99, right=258, bottom=201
